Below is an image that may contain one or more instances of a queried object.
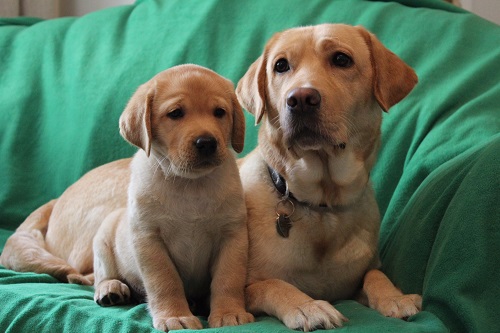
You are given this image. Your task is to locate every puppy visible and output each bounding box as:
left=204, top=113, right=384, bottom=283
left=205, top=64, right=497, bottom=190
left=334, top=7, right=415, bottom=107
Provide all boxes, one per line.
left=236, top=24, right=422, bottom=331
left=1, top=64, right=253, bottom=331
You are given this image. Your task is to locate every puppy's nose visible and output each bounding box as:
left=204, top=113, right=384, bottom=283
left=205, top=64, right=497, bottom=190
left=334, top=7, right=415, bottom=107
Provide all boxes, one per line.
left=195, top=136, right=217, bottom=156
left=286, top=88, right=321, bottom=113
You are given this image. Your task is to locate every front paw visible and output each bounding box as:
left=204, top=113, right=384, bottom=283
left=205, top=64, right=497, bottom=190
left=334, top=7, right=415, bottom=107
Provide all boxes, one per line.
left=153, top=315, right=203, bottom=332
left=282, top=300, right=348, bottom=332
left=94, top=279, right=130, bottom=306
left=208, top=310, right=254, bottom=327
left=371, top=294, right=422, bottom=318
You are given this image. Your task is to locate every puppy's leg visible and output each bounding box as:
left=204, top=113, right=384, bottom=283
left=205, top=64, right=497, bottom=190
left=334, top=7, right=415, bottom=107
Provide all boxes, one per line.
left=93, top=210, right=131, bottom=306
left=246, top=279, right=347, bottom=332
left=68, top=273, right=94, bottom=285
left=208, top=225, right=254, bottom=327
left=362, top=269, right=422, bottom=318
left=132, top=231, right=202, bottom=332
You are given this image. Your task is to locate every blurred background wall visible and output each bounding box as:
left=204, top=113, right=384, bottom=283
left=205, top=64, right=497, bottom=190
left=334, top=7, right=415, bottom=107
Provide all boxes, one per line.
left=0, top=0, right=498, bottom=25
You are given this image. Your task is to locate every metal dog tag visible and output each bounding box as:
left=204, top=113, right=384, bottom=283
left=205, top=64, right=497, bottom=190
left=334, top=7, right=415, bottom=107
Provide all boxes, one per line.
left=276, top=213, right=292, bottom=238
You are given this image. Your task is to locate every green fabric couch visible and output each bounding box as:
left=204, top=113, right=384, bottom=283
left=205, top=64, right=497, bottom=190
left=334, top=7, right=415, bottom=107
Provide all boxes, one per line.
left=1, top=0, right=498, bottom=332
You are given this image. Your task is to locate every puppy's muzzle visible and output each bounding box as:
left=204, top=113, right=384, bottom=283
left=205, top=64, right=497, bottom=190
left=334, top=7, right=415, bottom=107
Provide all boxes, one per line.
left=286, top=87, right=321, bottom=114
left=194, top=136, right=218, bottom=157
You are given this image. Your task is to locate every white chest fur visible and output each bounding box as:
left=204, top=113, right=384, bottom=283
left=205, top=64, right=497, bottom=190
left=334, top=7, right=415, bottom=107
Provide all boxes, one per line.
left=285, top=148, right=368, bottom=207
left=241, top=150, right=379, bottom=301
left=126, top=151, right=246, bottom=298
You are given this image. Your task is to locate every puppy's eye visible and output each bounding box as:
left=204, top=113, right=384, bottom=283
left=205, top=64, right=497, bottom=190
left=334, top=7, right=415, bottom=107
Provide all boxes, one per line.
left=214, top=108, right=226, bottom=118
left=167, top=108, right=184, bottom=119
left=274, top=58, right=290, bottom=73
left=331, top=52, right=353, bottom=68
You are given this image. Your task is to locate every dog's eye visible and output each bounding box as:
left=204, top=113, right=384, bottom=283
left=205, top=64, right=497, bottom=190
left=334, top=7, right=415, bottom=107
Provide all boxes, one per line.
left=274, top=58, right=290, bottom=73
left=214, top=108, right=226, bottom=118
left=331, top=52, right=353, bottom=68
left=167, top=108, right=184, bottom=119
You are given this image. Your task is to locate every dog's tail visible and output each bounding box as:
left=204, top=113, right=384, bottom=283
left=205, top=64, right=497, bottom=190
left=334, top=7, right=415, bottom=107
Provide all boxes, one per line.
left=0, top=200, right=93, bottom=285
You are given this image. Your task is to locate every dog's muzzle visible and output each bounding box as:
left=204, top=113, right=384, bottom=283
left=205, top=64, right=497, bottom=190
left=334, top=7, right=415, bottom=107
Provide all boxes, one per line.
left=283, top=87, right=325, bottom=148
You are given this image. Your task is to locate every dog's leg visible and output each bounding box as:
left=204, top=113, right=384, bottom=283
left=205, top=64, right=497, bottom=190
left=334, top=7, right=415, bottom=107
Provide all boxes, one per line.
left=246, top=279, right=347, bottom=332
left=132, top=231, right=203, bottom=331
left=93, top=210, right=131, bottom=306
left=208, top=225, right=254, bottom=327
left=0, top=200, right=89, bottom=284
left=362, top=269, right=422, bottom=318
left=69, top=272, right=94, bottom=285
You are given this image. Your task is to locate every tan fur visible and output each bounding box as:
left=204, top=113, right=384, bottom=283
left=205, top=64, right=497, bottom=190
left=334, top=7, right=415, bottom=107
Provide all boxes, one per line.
left=236, top=24, right=421, bottom=331
left=1, top=64, right=253, bottom=331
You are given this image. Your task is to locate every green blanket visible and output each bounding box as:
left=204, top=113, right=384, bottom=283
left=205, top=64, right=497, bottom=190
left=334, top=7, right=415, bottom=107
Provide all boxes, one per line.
left=1, top=0, right=498, bottom=332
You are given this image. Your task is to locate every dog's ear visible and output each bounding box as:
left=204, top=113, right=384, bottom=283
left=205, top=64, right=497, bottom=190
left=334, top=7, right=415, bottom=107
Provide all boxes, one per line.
left=357, top=26, right=418, bottom=112
left=231, top=93, right=246, bottom=153
left=119, top=80, right=156, bottom=156
left=236, top=54, right=268, bottom=125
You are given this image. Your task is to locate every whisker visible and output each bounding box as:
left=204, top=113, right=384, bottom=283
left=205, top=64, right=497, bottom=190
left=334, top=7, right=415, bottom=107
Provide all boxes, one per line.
left=153, top=156, right=166, bottom=178
left=342, top=114, right=361, bottom=143
left=271, top=114, right=280, bottom=127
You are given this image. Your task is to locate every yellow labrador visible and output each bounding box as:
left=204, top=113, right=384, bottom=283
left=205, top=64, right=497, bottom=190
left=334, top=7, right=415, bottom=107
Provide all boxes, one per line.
left=1, top=64, right=253, bottom=331
left=236, top=24, right=421, bottom=331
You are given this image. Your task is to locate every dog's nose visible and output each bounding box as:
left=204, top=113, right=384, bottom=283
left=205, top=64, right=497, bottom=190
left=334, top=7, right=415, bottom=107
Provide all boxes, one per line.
left=195, top=136, right=217, bottom=156
left=286, top=88, right=321, bottom=113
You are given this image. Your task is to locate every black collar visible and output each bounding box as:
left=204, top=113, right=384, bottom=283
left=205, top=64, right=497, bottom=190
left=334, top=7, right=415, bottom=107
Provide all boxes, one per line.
left=267, top=165, right=328, bottom=208
left=268, top=165, right=295, bottom=200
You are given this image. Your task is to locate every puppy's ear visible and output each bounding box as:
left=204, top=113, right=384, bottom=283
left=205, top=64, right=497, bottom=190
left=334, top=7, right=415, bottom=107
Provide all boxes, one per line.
left=119, top=80, right=156, bottom=156
left=236, top=54, right=268, bottom=124
left=357, top=26, right=418, bottom=112
left=231, top=93, right=246, bottom=153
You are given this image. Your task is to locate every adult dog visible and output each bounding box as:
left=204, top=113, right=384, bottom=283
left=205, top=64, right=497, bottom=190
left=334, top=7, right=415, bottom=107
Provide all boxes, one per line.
left=1, top=64, right=253, bottom=331
left=236, top=24, right=421, bottom=331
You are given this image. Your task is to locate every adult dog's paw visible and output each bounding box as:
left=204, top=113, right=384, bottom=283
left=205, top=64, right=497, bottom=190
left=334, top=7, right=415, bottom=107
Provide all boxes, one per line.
left=282, top=300, right=348, bottom=332
left=94, top=279, right=130, bottom=306
left=153, top=315, right=203, bottom=332
left=208, top=310, right=254, bottom=327
left=372, top=294, right=422, bottom=318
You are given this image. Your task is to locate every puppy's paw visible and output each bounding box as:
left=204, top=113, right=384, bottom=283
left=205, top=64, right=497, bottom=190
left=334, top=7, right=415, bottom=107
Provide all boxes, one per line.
left=153, top=315, right=203, bottom=332
left=94, top=279, right=131, bottom=306
left=372, top=294, right=422, bottom=318
left=282, top=300, right=347, bottom=332
left=208, top=310, right=254, bottom=327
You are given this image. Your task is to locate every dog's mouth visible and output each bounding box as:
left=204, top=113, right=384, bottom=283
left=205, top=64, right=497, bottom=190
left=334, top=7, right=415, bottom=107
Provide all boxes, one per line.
left=280, top=88, right=347, bottom=151
left=154, top=153, right=224, bottom=180
left=282, top=116, right=342, bottom=151
left=285, top=126, right=323, bottom=149
left=174, top=155, right=225, bottom=179
left=192, top=157, right=223, bottom=170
